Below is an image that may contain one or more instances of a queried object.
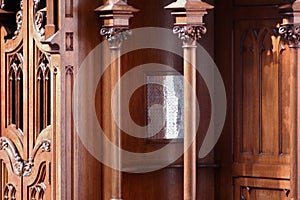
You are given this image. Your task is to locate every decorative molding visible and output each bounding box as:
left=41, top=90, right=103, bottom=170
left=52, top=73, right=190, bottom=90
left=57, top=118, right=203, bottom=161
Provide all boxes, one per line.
left=173, top=25, right=207, bottom=43
left=100, top=27, right=131, bottom=49
left=41, top=31, right=61, bottom=52
left=35, top=10, right=46, bottom=36
left=0, top=137, right=51, bottom=177
left=9, top=52, right=23, bottom=72
left=34, top=0, right=46, bottom=37
left=30, top=163, right=47, bottom=200
left=65, top=32, right=73, bottom=51
left=65, top=0, right=73, bottom=17
left=279, top=23, right=300, bottom=47
left=54, top=66, right=58, bottom=75
left=12, top=0, right=23, bottom=39
left=65, top=65, right=74, bottom=74
left=283, top=189, right=290, bottom=197
left=4, top=183, right=16, bottom=199
left=30, top=183, right=46, bottom=200
left=240, top=194, right=246, bottom=200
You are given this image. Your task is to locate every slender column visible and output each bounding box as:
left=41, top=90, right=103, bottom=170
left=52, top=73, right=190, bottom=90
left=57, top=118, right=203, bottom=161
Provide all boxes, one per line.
left=279, top=1, right=300, bottom=199
left=183, top=39, right=197, bottom=199
left=100, top=28, right=131, bottom=200
left=165, top=1, right=213, bottom=199
left=95, top=2, right=138, bottom=199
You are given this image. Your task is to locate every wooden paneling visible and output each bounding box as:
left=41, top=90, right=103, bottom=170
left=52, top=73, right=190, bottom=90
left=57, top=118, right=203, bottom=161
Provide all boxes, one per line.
left=234, top=18, right=291, bottom=170
left=234, top=178, right=291, bottom=200
left=233, top=0, right=290, bottom=6
left=215, top=2, right=297, bottom=199
left=76, top=0, right=102, bottom=199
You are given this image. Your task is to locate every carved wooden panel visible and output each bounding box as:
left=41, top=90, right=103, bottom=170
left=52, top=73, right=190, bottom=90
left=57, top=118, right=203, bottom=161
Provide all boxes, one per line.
left=234, top=178, right=291, bottom=200
left=0, top=0, right=59, bottom=199
left=233, top=19, right=293, bottom=180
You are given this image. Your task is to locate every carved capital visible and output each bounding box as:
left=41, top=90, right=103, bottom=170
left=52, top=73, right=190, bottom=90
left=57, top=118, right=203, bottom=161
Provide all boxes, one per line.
left=100, top=27, right=131, bottom=49
left=279, top=23, right=300, bottom=47
left=173, top=25, right=207, bottom=43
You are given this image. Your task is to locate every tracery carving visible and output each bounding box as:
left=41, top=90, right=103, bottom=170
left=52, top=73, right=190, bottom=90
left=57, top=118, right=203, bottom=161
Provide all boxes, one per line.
left=30, top=163, right=47, bottom=200
left=4, top=183, right=16, bottom=200
left=8, top=51, right=23, bottom=129
left=36, top=52, right=51, bottom=134
left=0, top=137, right=51, bottom=177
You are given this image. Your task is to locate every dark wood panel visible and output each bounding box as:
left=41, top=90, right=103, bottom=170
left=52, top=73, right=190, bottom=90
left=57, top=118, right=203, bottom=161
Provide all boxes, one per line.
left=77, top=0, right=103, bottom=199
left=233, top=6, right=282, bottom=20
left=280, top=46, right=293, bottom=156
left=233, top=0, right=290, bottom=6
left=214, top=0, right=234, bottom=199
left=233, top=163, right=290, bottom=179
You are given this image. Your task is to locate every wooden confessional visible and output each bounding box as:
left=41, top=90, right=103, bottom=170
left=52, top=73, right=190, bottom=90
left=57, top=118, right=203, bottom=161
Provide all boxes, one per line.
left=0, top=0, right=300, bottom=199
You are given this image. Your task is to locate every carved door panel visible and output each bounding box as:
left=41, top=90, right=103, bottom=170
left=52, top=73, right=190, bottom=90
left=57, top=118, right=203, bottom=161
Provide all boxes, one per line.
left=232, top=5, right=295, bottom=200
left=0, top=0, right=59, bottom=199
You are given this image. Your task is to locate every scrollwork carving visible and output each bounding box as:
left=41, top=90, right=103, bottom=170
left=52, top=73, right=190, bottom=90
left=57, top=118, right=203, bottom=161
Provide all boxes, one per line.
left=12, top=0, right=23, bottom=39
left=35, top=10, right=45, bottom=36
left=100, top=27, right=132, bottom=49
left=33, top=0, right=46, bottom=37
left=279, top=23, right=300, bottom=47
left=0, top=137, right=25, bottom=176
left=0, top=137, right=51, bottom=177
left=173, top=25, right=207, bottom=43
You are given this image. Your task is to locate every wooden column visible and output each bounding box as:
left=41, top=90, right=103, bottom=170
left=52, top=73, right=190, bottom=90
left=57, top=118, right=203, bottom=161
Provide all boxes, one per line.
left=165, top=1, right=213, bottom=199
left=183, top=39, right=197, bottom=200
left=279, top=1, right=300, bottom=199
left=95, top=1, right=138, bottom=200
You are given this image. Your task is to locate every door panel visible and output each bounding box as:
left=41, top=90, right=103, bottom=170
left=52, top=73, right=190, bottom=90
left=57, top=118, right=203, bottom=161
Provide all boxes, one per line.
left=234, top=178, right=290, bottom=200
left=0, top=0, right=59, bottom=199
left=231, top=4, right=296, bottom=200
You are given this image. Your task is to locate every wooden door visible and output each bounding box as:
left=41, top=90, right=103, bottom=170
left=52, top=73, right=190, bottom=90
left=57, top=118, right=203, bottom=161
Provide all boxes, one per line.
left=215, top=0, right=297, bottom=199
left=0, top=0, right=59, bottom=199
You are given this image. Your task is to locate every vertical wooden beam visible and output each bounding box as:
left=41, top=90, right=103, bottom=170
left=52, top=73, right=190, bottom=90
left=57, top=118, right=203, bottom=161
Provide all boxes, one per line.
left=279, top=1, right=300, bottom=199
left=183, top=39, right=197, bottom=199
left=109, top=37, right=122, bottom=199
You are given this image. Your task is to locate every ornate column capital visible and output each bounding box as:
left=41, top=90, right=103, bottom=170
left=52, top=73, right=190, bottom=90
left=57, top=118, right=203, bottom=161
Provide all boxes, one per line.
left=100, top=27, right=132, bottom=49
left=95, top=0, right=139, bottom=48
left=279, top=23, right=300, bottom=47
left=173, top=25, right=207, bottom=44
left=165, top=0, right=213, bottom=43
left=279, top=0, right=300, bottom=47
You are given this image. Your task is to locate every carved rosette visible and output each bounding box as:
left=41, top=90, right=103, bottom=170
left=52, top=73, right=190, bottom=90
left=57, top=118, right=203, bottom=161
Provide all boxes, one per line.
left=0, top=137, right=51, bottom=177
left=100, top=27, right=132, bottom=49
left=173, top=25, right=207, bottom=43
left=279, top=23, right=300, bottom=47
